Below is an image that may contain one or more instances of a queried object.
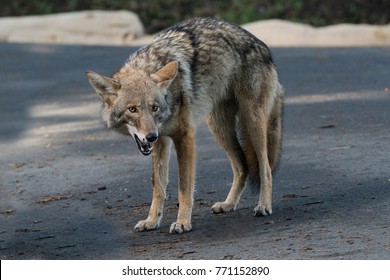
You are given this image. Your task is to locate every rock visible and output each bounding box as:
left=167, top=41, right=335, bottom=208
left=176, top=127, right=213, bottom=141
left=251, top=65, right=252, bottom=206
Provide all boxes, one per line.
left=1, top=12, right=389, bottom=47
left=0, top=10, right=144, bottom=45
left=242, top=19, right=390, bottom=47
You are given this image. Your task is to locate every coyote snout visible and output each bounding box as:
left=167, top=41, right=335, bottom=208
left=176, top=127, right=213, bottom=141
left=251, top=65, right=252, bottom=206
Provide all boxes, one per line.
left=132, top=130, right=159, bottom=156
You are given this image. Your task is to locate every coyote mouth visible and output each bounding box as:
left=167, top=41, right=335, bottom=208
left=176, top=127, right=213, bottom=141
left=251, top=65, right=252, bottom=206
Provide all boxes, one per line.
left=134, top=134, right=153, bottom=156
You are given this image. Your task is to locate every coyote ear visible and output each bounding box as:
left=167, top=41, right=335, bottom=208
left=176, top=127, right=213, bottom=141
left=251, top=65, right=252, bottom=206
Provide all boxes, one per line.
left=150, top=61, right=179, bottom=89
left=86, top=70, right=121, bottom=106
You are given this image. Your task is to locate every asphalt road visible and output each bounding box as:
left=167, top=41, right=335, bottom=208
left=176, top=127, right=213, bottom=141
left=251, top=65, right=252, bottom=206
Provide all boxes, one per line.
left=0, top=43, right=389, bottom=259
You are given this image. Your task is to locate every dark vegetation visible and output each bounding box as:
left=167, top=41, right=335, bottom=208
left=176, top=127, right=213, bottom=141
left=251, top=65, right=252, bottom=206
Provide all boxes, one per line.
left=2, top=0, right=390, bottom=33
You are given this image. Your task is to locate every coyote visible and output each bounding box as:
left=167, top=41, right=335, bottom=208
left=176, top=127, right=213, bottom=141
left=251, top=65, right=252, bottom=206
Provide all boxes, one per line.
left=86, top=17, right=284, bottom=234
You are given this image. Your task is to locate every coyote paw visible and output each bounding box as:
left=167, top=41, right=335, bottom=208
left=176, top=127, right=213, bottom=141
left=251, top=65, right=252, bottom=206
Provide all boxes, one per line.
left=169, top=222, right=192, bottom=234
left=253, top=205, right=272, bottom=216
left=134, top=219, right=159, bottom=232
left=211, top=202, right=235, bottom=214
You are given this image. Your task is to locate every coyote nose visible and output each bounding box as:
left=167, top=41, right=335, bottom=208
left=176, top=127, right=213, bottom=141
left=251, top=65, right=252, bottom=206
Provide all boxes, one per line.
left=146, top=132, right=158, bottom=142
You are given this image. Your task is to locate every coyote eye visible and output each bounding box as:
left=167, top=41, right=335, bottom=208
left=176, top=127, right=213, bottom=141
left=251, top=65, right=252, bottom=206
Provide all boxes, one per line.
left=128, top=107, right=137, bottom=113
left=151, top=105, right=159, bottom=112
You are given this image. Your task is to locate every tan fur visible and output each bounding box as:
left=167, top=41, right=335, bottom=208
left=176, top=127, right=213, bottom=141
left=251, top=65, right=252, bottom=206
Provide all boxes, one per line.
left=86, top=17, right=284, bottom=234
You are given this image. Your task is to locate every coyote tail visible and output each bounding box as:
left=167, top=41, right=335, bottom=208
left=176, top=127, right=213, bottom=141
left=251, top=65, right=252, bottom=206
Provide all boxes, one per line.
left=238, top=85, right=283, bottom=194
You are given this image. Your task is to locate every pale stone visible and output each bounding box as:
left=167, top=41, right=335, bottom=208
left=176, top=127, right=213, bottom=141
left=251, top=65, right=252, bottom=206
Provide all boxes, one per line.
left=242, top=19, right=390, bottom=47
left=1, top=12, right=390, bottom=47
left=0, top=10, right=144, bottom=45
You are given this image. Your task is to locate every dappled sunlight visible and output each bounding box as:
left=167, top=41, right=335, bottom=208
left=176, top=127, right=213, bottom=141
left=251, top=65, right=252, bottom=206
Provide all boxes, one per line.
left=285, top=90, right=389, bottom=105
left=29, top=101, right=99, bottom=119
left=27, top=103, right=100, bottom=137
left=6, top=101, right=103, bottom=150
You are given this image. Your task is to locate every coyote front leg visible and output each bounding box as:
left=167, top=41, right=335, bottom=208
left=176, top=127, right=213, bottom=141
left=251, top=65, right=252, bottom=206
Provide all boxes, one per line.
left=170, top=126, right=196, bottom=234
left=134, top=137, right=172, bottom=231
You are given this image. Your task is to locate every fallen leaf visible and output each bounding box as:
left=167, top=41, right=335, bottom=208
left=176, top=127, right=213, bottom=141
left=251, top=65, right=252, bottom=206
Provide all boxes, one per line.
left=36, top=195, right=72, bottom=204
left=0, top=209, right=15, bottom=216
left=10, top=162, right=26, bottom=169
left=319, top=125, right=335, bottom=129
left=283, top=194, right=298, bottom=199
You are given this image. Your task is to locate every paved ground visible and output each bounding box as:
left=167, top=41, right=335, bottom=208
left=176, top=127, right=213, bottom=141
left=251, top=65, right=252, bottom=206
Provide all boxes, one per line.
left=0, top=43, right=389, bottom=259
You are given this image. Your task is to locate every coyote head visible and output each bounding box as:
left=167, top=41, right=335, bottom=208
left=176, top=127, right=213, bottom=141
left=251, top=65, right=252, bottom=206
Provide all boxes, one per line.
left=86, top=61, right=178, bottom=156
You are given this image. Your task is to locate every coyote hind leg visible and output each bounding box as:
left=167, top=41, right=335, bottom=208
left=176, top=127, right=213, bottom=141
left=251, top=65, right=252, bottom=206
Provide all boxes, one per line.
left=239, top=99, right=273, bottom=216
left=207, top=100, right=248, bottom=214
